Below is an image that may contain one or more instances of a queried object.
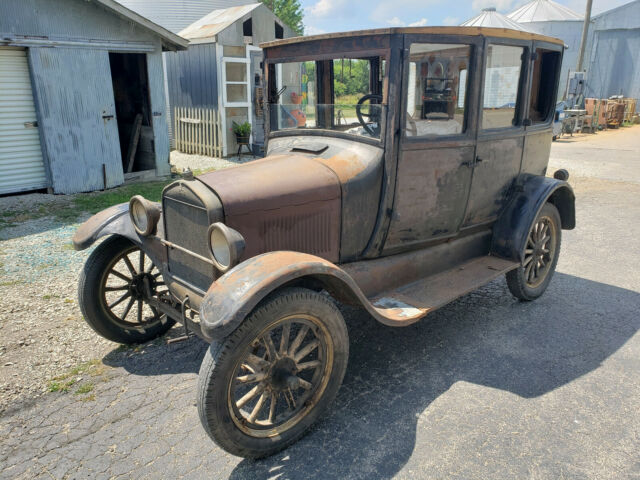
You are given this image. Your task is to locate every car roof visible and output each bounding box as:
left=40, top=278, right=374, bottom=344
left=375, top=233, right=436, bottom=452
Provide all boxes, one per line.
left=260, top=26, right=564, bottom=49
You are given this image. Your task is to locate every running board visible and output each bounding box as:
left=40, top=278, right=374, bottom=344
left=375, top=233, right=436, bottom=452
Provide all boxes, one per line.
left=368, top=256, right=518, bottom=326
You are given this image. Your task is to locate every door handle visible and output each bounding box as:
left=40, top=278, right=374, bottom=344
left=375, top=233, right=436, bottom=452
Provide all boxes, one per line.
left=102, top=114, right=114, bottom=120
left=476, top=156, right=483, bottom=163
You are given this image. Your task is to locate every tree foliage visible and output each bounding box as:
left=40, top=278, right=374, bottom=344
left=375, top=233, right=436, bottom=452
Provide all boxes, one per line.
left=261, top=0, right=304, bottom=36
left=333, top=59, right=370, bottom=99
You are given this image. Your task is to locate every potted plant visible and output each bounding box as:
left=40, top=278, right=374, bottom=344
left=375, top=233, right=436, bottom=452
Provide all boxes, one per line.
left=232, top=121, right=251, bottom=145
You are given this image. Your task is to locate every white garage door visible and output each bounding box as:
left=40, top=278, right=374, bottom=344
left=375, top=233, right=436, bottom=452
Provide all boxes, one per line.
left=0, top=48, right=47, bottom=195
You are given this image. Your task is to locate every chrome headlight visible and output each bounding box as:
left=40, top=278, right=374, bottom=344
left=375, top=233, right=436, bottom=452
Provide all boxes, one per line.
left=207, top=223, right=245, bottom=272
left=129, top=195, right=160, bottom=236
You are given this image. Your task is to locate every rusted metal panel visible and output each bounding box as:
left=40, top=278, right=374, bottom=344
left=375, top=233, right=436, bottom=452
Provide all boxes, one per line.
left=521, top=130, right=553, bottom=176
left=198, top=155, right=341, bottom=262
left=28, top=47, right=124, bottom=194
left=384, top=146, right=475, bottom=251
left=267, top=136, right=384, bottom=262
left=463, top=135, right=524, bottom=227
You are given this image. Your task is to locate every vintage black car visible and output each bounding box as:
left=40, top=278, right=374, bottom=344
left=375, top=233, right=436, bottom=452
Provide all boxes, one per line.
left=73, top=26, right=575, bottom=458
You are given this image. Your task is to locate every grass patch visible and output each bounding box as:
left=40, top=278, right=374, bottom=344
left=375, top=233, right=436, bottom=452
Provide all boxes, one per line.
left=48, top=379, right=76, bottom=393
left=0, top=178, right=175, bottom=229
left=0, top=280, right=22, bottom=287
left=74, top=383, right=94, bottom=395
left=52, top=359, right=103, bottom=382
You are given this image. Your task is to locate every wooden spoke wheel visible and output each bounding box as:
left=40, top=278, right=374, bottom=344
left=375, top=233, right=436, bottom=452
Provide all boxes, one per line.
left=78, top=236, right=174, bottom=344
left=506, top=203, right=562, bottom=301
left=197, top=288, right=349, bottom=458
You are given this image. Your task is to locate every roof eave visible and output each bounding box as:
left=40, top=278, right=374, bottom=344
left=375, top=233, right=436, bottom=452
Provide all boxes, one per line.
left=94, top=0, right=189, bottom=51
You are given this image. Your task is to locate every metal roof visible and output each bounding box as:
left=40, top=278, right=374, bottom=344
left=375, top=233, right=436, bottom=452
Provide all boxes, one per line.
left=179, top=3, right=261, bottom=41
left=461, top=7, right=539, bottom=32
left=507, top=0, right=583, bottom=22
left=93, top=0, right=189, bottom=50
left=261, top=26, right=565, bottom=49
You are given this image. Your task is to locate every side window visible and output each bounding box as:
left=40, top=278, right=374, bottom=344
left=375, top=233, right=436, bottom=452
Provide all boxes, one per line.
left=405, top=43, right=472, bottom=137
left=529, top=49, right=561, bottom=124
left=482, top=45, right=524, bottom=130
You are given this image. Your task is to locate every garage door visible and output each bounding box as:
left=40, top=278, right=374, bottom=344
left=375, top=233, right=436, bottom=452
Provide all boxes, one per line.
left=0, top=48, right=47, bottom=195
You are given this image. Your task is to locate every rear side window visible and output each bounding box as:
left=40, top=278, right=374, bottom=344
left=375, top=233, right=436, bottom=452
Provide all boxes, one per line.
left=529, top=49, right=562, bottom=124
left=482, top=45, right=525, bottom=130
left=405, top=43, right=472, bottom=137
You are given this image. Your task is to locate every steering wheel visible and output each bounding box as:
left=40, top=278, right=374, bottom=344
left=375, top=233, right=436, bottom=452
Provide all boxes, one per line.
left=356, top=94, right=383, bottom=137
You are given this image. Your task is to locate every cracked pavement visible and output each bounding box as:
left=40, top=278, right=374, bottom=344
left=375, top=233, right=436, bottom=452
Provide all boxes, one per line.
left=1, top=129, right=639, bottom=479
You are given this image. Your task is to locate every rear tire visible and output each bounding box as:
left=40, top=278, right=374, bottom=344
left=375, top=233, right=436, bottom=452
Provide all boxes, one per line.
left=78, top=235, right=174, bottom=344
left=197, top=287, right=349, bottom=458
left=506, top=203, right=561, bottom=301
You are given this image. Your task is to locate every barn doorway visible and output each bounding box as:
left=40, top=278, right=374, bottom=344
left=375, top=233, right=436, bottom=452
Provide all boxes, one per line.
left=108, top=53, right=155, bottom=173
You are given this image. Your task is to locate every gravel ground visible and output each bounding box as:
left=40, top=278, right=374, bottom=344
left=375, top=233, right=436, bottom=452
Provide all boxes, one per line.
left=169, top=150, right=254, bottom=173
left=0, top=150, right=252, bottom=415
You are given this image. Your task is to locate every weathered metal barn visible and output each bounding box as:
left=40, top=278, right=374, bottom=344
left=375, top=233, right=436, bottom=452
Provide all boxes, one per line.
left=583, top=0, right=640, bottom=106
left=165, top=3, right=295, bottom=156
left=507, top=0, right=583, bottom=99
left=0, top=0, right=187, bottom=195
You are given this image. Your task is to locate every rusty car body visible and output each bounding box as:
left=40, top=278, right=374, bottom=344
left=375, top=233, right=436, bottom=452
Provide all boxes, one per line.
left=73, top=26, right=574, bottom=458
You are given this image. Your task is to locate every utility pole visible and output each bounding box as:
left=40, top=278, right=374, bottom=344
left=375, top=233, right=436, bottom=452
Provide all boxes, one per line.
left=576, top=0, right=593, bottom=72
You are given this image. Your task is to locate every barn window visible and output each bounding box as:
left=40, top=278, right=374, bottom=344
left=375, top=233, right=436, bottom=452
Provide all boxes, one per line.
left=275, top=22, right=284, bottom=39
left=243, top=18, right=252, bottom=37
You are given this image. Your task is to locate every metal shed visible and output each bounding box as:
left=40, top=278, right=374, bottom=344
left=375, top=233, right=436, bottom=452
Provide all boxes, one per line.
left=583, top=0, right=640, bottom=108
left=507, top=0, right=583, bottom=100
left=0, top=0, right=187, bottom=195
left=164, top=3, right=295, bottom=156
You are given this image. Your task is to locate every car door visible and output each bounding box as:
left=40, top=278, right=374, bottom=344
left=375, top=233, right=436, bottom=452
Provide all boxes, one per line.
left=462, top=39, right=529, bottom=228
left=382, top=35, right=482, bottom=254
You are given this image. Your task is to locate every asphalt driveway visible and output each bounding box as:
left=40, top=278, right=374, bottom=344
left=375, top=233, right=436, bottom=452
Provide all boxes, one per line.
left=1, top=128, right=639, bottom=479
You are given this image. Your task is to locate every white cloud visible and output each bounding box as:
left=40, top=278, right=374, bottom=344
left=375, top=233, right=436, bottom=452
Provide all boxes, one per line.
left=408, top=18, right=428, bottom=26
left=387, top=16, right=406, bottom=26
left=442, top=16, right=460, bottom=26
left=471, top=0, right=514, bottom=12
left=307, top=0, right=345, bottom=18
left=305, top=25, right=327, bottom=35
left=370, top=0, right=440, bottom=25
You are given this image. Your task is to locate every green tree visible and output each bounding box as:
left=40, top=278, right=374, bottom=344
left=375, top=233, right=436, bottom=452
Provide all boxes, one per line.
left=262, top=0, right=304, bottom=36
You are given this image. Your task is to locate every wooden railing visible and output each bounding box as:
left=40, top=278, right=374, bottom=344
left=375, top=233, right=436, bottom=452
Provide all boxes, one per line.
left=173, top=107, right=223, bottom=157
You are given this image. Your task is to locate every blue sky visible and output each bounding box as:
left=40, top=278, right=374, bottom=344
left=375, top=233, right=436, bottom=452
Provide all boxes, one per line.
left=301, top=0, right=633, bottom=34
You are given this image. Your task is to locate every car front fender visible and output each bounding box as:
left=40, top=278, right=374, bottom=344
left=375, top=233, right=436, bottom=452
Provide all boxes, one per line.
left=491, top=174, right=575, bottom=262
left=72, top=202, right=163, bottom=251
left=199, top=251, right=377, bottom=341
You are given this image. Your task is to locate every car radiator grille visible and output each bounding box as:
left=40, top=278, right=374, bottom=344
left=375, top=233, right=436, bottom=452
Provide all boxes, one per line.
left=163, top=195, right=215, bottom=294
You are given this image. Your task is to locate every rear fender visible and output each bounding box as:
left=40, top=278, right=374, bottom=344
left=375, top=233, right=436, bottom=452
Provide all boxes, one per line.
left=491, top=174, right=575, bottom=262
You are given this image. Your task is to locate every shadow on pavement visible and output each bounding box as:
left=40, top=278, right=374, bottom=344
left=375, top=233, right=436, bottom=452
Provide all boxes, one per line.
left=104, top=272, right=639, bottom=479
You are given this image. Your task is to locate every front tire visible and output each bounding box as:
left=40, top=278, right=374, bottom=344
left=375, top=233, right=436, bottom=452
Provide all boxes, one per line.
left=506, top=203, right=562, bottom=301
left=78, top=235, right=174, bottom=344
left=197, top=288, right=349, bottom=458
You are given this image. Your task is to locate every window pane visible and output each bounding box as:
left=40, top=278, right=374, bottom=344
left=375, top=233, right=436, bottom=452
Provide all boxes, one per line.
left=226, top=84, right=247, bottom=103
left=225, top=62, right=246, bottom=82
left=406, top=43, right=471, bottom=137
left=529, top=49, right=561, bottom=124
left=482, top=45, right=524, bottom=129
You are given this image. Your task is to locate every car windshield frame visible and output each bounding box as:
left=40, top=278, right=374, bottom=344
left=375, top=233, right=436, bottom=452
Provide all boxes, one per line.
left=264, top=44, right=391, bottom=146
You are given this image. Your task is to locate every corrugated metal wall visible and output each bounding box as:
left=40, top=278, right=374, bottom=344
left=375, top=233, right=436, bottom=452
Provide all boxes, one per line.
left=584, top=1, right=640, bottom=110
left=29, top=48, right=125, bottom=194
left=0, top=0, right=174, bottom=193
left=165, top=45, right=219, bottom=109
left=117, top=0, right=252, bottom=33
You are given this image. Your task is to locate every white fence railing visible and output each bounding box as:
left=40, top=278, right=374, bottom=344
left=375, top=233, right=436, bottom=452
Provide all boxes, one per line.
left=174, top=107, right=223, bottom=157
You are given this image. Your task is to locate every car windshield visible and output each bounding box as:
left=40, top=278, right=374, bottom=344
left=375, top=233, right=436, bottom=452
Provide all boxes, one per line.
left=269, top=57, right=386, bottom=140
